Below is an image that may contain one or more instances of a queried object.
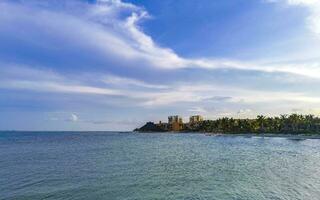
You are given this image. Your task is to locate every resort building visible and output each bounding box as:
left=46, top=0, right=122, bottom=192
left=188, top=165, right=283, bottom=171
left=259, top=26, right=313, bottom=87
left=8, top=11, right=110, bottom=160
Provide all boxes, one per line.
left=156, top=121, right=169, bottom=131
left=189, top=115, right=204, bottom=124
left=168, top=115, right=183, bottom=131
left=168, top=115, right=183, bottom=124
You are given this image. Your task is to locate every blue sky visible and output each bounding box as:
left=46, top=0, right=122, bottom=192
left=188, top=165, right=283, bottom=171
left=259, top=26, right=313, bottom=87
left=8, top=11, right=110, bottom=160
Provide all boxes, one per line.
left=1, top=0, right=320, bottom=131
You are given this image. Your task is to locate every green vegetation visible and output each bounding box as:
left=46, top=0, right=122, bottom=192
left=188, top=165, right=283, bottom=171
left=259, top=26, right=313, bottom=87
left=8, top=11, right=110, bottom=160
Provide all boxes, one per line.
left=194, top=114, right=320, bottom=134
left=136, top=114, right=320, bottom=134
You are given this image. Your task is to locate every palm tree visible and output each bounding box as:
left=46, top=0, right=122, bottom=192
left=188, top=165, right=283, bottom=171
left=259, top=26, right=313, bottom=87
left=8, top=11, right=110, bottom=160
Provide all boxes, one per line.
left=256, top=115, right=266, bottom=133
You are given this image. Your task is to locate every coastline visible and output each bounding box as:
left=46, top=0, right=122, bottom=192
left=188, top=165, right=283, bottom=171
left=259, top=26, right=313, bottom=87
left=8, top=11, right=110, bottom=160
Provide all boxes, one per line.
left=3, top=131, right=320, bottom=139
left=205, top=133, right=320, bottom=140
left=136, top=131, right=320, bottom=139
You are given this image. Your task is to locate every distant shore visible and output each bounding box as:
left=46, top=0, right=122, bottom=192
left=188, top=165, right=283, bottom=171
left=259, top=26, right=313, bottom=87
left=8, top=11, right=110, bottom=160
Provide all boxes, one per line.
left=136, top=131, right=320, bottom=139
left=204, top=133, right=320, bottom=140
left=135, top=114, right=320, bottom=136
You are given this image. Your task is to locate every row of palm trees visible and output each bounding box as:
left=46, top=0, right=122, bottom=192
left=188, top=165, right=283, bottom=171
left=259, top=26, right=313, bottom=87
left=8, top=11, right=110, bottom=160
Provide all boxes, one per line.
left=191, top=114, right=320, bottom=134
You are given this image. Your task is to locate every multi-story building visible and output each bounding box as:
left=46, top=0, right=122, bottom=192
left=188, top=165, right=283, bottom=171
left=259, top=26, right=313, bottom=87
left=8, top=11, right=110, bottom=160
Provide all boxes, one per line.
left=168, top=115, right=183, bottom=131
left=168, top=115, right=183, bottom=124
left=189, top=115, right=204, bottom=124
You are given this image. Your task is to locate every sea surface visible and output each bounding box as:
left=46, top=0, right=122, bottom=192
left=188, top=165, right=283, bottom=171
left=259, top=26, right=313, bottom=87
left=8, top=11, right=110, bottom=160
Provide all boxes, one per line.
left=1, top=132, right=320, bottom=200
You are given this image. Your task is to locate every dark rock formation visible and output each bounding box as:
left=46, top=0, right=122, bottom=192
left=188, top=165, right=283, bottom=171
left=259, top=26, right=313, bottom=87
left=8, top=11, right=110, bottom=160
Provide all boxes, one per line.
left=134, top=122, right=165, bottom=132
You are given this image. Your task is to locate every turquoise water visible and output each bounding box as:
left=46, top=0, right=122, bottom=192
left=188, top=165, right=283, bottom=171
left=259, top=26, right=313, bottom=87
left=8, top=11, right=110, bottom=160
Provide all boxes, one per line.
left=1, top=132, right=320, bottom=200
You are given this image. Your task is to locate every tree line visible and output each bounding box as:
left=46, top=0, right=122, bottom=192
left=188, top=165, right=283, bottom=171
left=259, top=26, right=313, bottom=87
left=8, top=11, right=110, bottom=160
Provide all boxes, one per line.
left=191, top=114, right=320, bottom=134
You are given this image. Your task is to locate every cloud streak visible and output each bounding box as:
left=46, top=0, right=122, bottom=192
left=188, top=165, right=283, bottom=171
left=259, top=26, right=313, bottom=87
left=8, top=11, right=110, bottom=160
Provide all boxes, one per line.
left=1, top=0, right=319, bottom=78
left=1, top=64, right=320, bottom=108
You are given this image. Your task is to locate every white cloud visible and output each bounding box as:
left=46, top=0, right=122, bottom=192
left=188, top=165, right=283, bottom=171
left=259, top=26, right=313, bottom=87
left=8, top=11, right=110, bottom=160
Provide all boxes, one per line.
left=132, top=83, right=320, bottom=107
left=287, top=0, right=320, bottom=35
left=237, top=109, right=252, bottom=115
left=1, top=0, right=319, bottom=78
left=1, top=65, right=320, bottom=126
left=89, top=0, right=320, bottom=78
left=48, top=112, right=79, bottom=122
left=103, top=74, right=168, bottom=89
left=188, top=107, right=207, bottom=113
left=268, top=0, right=320, bottom=35
left=2, top=0, right=320, bottom=131
left=0, top=65, right=122, bottom=95
left=287, top=0, right=318, bottom=5
left=1, top=0, right=320, bottom=115
left=70, top=114, right=78, bottom=122
left=92, top=0, right=320, bottom=78
left=2, top=64, right=320, bottom=108
left=0, top=80, right=121, bottom=95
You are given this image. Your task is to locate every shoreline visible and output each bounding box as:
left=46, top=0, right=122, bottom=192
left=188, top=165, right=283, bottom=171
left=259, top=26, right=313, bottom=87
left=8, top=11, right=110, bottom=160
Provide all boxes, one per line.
left=205, top=133, right=320, bottom=140
left=2, top=131, right=320, bottom=139
left=137, top=131, right=320, bottom=139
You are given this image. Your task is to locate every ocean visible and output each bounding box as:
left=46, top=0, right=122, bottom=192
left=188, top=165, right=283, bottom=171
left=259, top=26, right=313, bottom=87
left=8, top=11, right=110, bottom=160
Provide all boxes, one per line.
left=1, top=132, right=320, bottom=200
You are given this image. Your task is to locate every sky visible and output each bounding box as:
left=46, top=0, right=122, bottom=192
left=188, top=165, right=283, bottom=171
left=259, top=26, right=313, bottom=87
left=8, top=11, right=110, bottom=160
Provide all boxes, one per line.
left=0, top=0, right=320, bottom=131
